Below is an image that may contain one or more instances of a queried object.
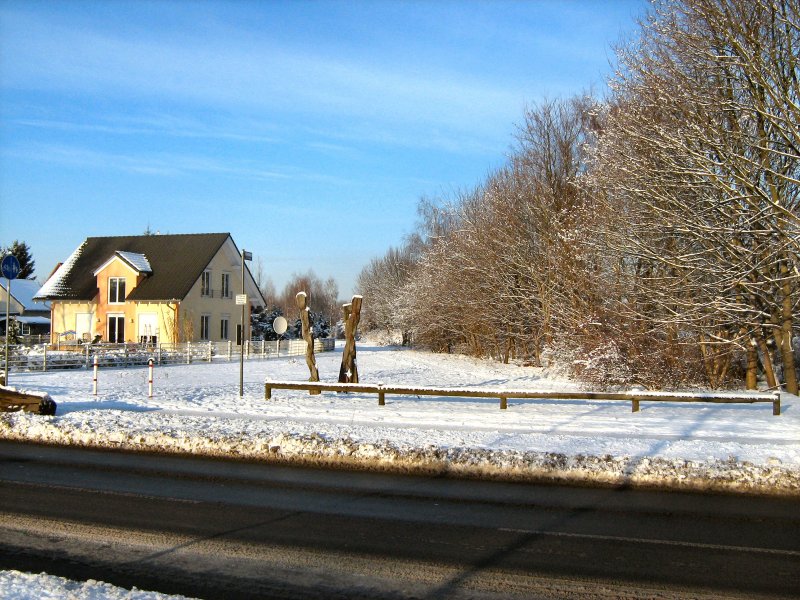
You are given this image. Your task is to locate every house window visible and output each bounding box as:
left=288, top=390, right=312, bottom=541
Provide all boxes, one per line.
left=108, top=314, right=125, bottom=343
left=201, top=271, right=212, bottom=297
left=200, top=315, right=210, bottom=340
left=220, top=316, right=229, bottom=340
left=109, top=277, right=126, bottom=304
left=221, top=273, right=231, bottom=299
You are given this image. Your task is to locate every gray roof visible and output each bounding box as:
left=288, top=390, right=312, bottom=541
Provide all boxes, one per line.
left=1, top=279, right=51, bottom=312
left=115, top=251, right=152, bottom=274
left=35, top=233, right=232, bottom=302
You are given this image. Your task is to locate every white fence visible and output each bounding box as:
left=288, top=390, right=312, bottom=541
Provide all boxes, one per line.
left=0, top=338, right=335, bottom=372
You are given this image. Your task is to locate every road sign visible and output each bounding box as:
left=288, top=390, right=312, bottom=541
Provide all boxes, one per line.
left=273, top=316, right=288, bottom=335
left=1, top=255, right=21, bottom=280
left=235, top=294, right=248, bottom=305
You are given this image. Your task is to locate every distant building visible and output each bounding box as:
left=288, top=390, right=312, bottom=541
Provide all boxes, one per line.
left=34, top=233, right=264, bottom=344
left=0, top=279, right=52, bottom=337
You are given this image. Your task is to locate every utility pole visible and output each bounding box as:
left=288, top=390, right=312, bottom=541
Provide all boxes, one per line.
left=239, top=249, right=252, bottom=397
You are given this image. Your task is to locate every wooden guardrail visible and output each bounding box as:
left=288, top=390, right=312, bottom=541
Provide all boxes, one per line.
left=264, top=380, right=782, bottom=415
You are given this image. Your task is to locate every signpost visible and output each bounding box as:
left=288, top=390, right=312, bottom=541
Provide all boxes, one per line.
left=2, top=254, right=21, bottom=386
left=239, top=249, right=252, bottom=397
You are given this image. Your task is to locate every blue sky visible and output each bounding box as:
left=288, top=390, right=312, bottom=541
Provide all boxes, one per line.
left=1, top=0, right=644, bottom=296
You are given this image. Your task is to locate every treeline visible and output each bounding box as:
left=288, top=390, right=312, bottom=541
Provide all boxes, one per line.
left=356, top=0, right=800, bottom=392
left=252, top=269, right=340, bottom=340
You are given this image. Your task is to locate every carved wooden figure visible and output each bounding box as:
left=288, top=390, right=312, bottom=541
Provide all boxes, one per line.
left=338, top=295, right=362, bottom=384
left=296, top=291, right=320, bottom=394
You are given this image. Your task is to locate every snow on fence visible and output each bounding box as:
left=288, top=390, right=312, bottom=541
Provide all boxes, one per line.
left=0, top=338, right=335, bottom=373
left=264, top=381, right=782, bottom=415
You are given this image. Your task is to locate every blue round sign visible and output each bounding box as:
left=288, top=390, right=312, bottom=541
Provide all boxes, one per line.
left=1, top=255, right=21, bottom=280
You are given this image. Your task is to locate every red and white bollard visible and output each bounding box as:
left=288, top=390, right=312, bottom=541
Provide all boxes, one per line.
left=93, top=355, right=98, bottom=396
left=148, top=358, right=154, bottom=398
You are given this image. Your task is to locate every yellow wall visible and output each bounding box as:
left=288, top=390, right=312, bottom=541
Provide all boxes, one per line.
left=50, top=301, right=96, bottom=342
left=181, top=246, right=251, bottom=343
left=95, top=258, right=142, bottom=342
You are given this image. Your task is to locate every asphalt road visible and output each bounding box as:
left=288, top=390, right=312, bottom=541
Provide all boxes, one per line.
left=1, top=440, right=798, bottom=599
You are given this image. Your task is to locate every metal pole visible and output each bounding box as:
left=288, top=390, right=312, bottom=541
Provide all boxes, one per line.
left=240, top=249, right=245, bottom=397
left=4, top=278, right=9, bottom=385
left=3, top=279, right=11, bottom=385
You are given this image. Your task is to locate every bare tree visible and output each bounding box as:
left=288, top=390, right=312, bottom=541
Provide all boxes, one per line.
left=589, top=0, right=800, bottom=391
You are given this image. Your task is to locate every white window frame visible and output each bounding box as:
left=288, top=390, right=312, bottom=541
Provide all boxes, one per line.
left=220, top=315, right=230, bottom=340
left=107, top=313, right=125, bottom=343
left=221, top=273, right=231, bottom=299
left=108, top=277, right=126, bottom=304
left=200, top=314, right=211, bottom=341
left=201, top=270, right=212, bottom=297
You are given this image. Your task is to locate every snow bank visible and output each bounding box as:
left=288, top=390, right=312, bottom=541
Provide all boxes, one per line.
left=0, top=570, right=195, bottom=600
left=1, top=347, right=798, bottom=495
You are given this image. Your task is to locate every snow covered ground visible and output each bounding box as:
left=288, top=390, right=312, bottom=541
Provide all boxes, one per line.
left=0, top=569, right=196, bottom=600
left=2, top=344, right=798, bottom=494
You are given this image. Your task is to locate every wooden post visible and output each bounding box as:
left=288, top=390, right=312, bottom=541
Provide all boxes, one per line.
left=338, top=295, right=362, bottom=384
left=773, top=393, right=781, bottom=416
left=632, top=399, right=640, bottom=412
left=500, top=396, right=507, bottom=410
left=296, top=292, right=320, bottom=394
left=93, top=355, right=98, bottom=396
left=265, top=385, right=272, bottom=400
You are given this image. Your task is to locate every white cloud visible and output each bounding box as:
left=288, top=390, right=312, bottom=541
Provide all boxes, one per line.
left=3, top=142, right=293, bottom=181
left=0, top=7, right=527, bottom=144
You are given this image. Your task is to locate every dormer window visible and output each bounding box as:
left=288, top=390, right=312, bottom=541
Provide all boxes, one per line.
left=109, top=277, right=126, bottom=304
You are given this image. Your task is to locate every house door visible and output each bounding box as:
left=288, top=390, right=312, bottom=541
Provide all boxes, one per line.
left=75, top=313, right=93, bottom=342
left=138, top=313, right=158, bottom=344
left=108, top=315, right=125, bottom=343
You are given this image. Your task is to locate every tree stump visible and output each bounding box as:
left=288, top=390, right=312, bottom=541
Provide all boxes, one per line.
left=338, top=295, right=362, bottom=384
left=296, top=291, right=320, bottom=394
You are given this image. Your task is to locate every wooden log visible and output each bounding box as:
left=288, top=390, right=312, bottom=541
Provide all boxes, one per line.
left=0, top=387, right=57, bottom=415
left=296, top=291, right=320, bottom=394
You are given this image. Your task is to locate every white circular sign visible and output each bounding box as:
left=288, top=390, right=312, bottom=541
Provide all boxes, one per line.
left=272, top=316, right=288, bottom=335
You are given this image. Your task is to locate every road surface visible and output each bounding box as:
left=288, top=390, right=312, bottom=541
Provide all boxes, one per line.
left=1, top=440, right=798, bottom=599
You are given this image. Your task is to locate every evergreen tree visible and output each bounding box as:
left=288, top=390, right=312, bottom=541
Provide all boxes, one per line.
left=2, top=240, right=35, bottom=279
